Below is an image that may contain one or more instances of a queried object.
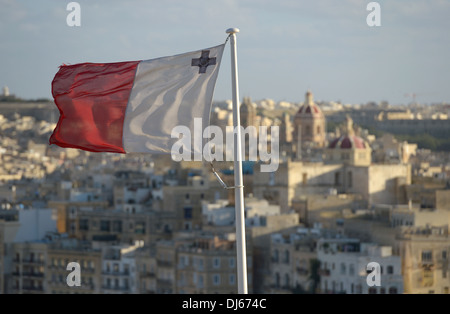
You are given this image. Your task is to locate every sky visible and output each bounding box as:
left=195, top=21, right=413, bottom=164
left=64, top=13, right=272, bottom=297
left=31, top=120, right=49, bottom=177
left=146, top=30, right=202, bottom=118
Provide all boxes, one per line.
left=1, top=0, right=449, bottom=105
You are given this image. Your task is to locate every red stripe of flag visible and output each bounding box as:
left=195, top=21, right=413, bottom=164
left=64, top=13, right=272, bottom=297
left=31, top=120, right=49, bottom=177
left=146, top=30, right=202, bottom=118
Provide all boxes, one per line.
left=49, top=61, right=140, bottom=153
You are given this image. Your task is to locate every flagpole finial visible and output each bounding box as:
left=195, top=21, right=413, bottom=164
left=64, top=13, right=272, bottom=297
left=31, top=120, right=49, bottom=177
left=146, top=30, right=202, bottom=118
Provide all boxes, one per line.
left=226, top=28, right=240, bottom=34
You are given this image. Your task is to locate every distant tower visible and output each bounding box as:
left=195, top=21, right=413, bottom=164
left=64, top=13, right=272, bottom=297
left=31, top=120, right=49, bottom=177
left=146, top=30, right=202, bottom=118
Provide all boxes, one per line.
left=240, top=97, right=257, bottom=128
left=2, top=86, right=10, bottom=97
left=293, top=90, right=326, bottom=152
left=279, top=112, right=292, bottom=143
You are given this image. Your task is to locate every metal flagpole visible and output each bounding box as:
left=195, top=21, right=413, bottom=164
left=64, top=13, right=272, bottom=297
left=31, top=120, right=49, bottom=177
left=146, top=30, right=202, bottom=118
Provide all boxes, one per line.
left=226, top=27, right=248, bottom=294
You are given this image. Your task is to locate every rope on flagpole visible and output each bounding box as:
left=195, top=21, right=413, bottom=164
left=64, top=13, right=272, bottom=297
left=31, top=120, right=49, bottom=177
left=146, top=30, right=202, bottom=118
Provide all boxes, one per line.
left=209, top=162, right=244, bottom=190
left=225, top=33, right=232, bottom=44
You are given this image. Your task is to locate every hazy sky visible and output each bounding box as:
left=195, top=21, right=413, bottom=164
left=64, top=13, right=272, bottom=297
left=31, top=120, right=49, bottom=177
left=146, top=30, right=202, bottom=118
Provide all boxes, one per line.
left=1, top=0, right=449, bottom=105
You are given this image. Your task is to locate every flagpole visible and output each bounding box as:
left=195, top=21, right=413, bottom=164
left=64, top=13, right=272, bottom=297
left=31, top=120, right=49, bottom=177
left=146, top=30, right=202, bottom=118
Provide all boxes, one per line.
left=226, top=27, right=248, bottom=294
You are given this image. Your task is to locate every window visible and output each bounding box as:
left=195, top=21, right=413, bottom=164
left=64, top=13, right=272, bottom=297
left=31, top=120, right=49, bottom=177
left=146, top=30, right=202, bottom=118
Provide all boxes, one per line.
left=317, top=126, right=321, bottom=135
left=388, top=287, right=398, bottom=294
left=305, top=125, right=311, bottom=136
left=422, top=250, right=433, bottom=263
left=341, top=153, right=350, bottom=160
left=443, top=251, right=447, bottom=260
left=334, top=172, right=340, bottom=186
left=229, top=258, right=235, bottom=269
left=273, top=249, right=279, bottom=263
left=368, top=287, right=377, bottom=294
left=197, top=258, right=204, bottom=271
left=112, top=220, right=122, bottom=232
left=79, top=219, right=89, bottom=231
left=349, top=264, right=355, bottom=276
left=179, top=255, right=188, bottom=268
left=184, top=207, right=193, bottom=219
left=284, top=250, right=290, bottom=264
left=100, top=220, right=110, bottom=232
left=213, top=257, right=220, bottom=269
left=229, top=274, right=235, bottom=285
left=340, top=263, right=346, bottom=275
left=302, top=173, right=307, bottom=185
left=387, top=265, right=394, bottom=274
left=284, top=274, right=290, bottom=288
left=135, top=222, right=146, bottom=234
left=213, top=274, right=221, bottom=285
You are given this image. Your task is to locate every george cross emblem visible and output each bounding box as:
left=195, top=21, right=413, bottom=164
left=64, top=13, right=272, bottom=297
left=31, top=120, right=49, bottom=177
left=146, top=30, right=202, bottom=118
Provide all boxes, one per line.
left=191, top=50, right=216, bottom=74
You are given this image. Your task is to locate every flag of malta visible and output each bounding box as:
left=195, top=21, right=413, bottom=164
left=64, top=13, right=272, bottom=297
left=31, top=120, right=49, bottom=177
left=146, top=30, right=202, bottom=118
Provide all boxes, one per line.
left=49, top=44, right=225, bottom=154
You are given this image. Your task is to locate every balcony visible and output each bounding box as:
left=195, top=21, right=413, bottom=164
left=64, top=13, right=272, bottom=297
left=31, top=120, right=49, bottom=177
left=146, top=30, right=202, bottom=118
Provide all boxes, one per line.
left=21, top=259, right=45, bottom=265
left=21, top=286, right=44, bottom=292
left=156, top=279, right=173, bottom=289
left=12, top=272, right=45, bottom=278
left=13, top=258, right=45, bottom=265
left=102, top=285, right=130, bottom=292
left=319, top=269, right=330, bottom=276
left=22, top=272, right=45, bottom=278
left=157, top=260, right=173, bottom=267
left=420, top=260, right=434, bottom=268
left=140, top=271, right=156, bottom=278
left=296, top=267, right=309, bottom=276
left=102, top=270, right=130, bottom=276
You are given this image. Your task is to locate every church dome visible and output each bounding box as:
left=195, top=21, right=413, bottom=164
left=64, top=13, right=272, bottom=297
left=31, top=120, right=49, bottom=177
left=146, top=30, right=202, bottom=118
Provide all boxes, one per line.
left=295, top=90, right=323, bottom=118
left=328, top=116, right=368, bottom=150
left=328, top=135, right=366, bottom=149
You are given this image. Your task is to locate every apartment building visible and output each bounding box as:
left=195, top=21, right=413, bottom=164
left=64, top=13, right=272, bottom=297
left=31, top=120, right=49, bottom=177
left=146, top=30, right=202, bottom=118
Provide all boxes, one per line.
left=46, top=239, right=102, bottom=294
left=398, top=225, right=450, bottom=294
left=101, top=244, right=140, bottom=294
left=269, top=227, right=320, bottom=293
left=176, top=235, right=253, bottom=294
left=135, top=245, right=157, bottom=294
left=11, top=242, right=47, bottom=294
left=317, top=238, right=403, bottom=294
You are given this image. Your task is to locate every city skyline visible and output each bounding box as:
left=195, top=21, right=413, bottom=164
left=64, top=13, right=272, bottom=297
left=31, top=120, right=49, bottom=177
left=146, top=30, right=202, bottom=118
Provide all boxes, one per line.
left=1, top=0, right=450, bottom=105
